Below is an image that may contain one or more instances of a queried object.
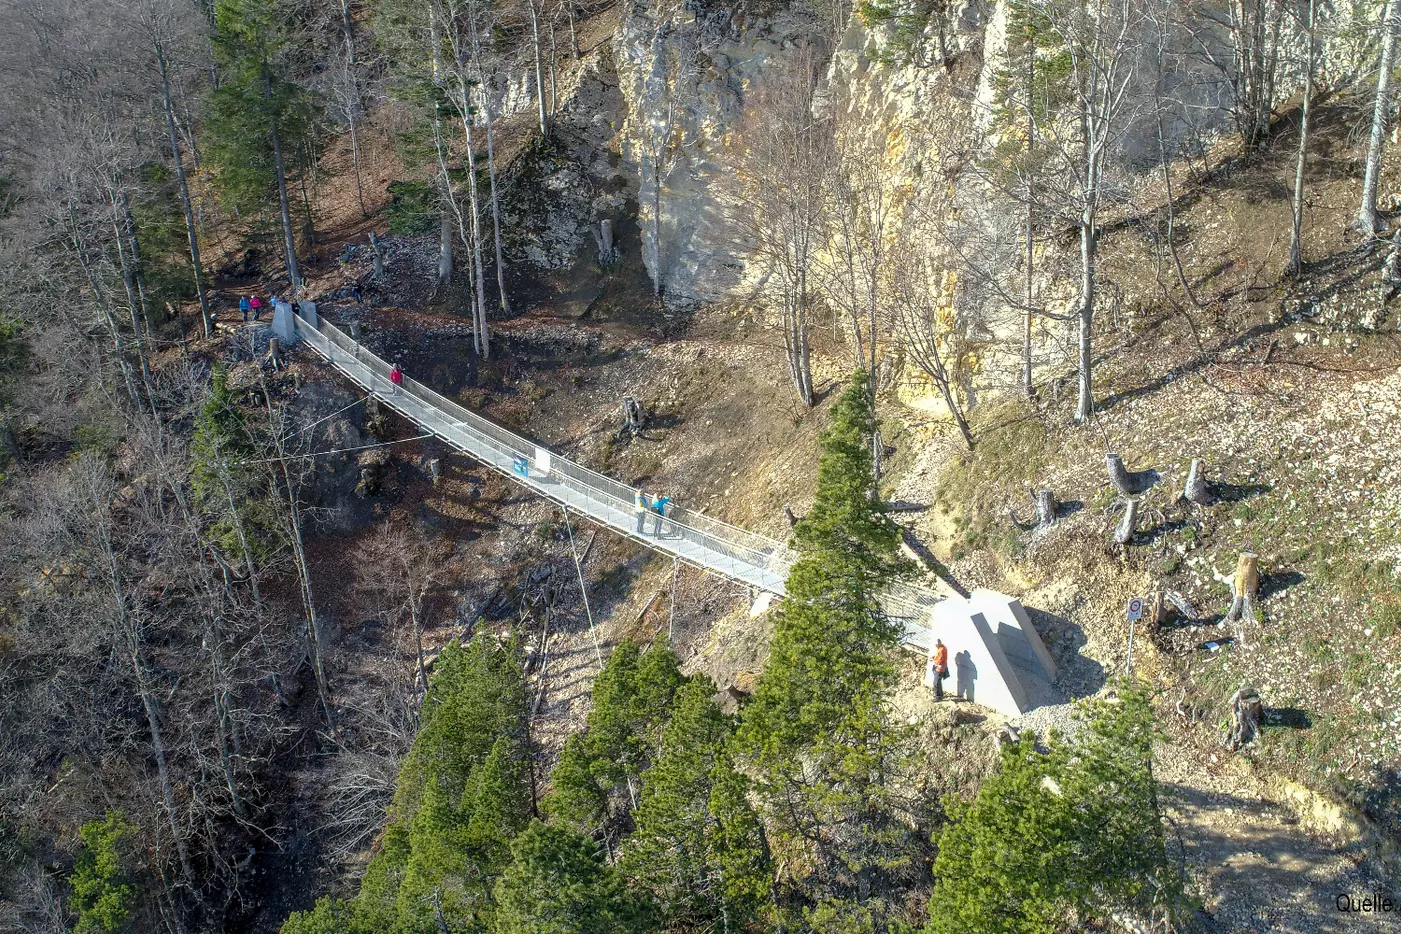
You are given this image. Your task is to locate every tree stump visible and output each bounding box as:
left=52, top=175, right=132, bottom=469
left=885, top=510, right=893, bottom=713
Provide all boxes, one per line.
left=1114, top=498, right=1139, bottom=545
left=355, top=464, right=382, bottom=498
left=267, top=337, right=284, bottom=370
left=1225, top=686, right=1262, bottom=750
left=1149, top=588, right=1166, bottom=628
left=600, top=219, right=616, bottom=262
left=1107, top=453, right=1134, bottom=495
left=1224, top=552, right=1260, bottom=642
left=1035, top=489, right=1057, bottom=528
left=621, top=395, right=646, bottom=437
left=429, top=458, right=442, bottom=487
left=368, top=231, right=386, bottom=278
left=783, top=504, right=799, bottom=528
left=1183, top=458, right=1213, bottom=505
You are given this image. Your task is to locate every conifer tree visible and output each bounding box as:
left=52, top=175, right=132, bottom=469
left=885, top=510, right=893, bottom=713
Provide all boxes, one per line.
left=622, top=675, right=772, bottom=931
left=205, top=0, right=322, bottom=289
left=191, top=367, right=274, bottom=593
left=68, top=811, right=139, bottom=934
left=491, top=821, right=641, bottom=934
left=544, top=636, right=685, bottom=827
left=284, top=635, right=531, bottom=934
left=926, top=682, right=1182, bottom=933
left=740, top=370, right=909, bottom=754
left=734, top=371, right=916, bottom=925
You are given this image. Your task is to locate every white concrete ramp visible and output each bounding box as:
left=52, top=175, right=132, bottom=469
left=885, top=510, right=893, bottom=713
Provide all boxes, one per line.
left=291, top=312, right=1055, bottom=719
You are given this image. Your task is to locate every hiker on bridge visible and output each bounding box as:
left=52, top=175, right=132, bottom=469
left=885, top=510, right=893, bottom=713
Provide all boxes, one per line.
left=389, top=362, right=404, bottom=392
left=634, top=490, right=650, bottom=533
left=652, top=495, right=671, bottom=536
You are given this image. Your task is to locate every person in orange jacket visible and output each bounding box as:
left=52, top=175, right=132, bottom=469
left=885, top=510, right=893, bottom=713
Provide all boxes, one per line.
left=930, top=639, right=949, bottom=701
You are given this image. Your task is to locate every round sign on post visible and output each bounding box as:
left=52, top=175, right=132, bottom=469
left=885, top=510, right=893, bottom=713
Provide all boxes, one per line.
left=1126, top=597, right=1144, bottom=621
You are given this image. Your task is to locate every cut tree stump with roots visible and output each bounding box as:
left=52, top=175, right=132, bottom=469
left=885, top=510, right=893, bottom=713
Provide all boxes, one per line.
left=1224, top=552, right=1260, bottom=644
left=1183, top=458, right=1213, bottom=505
left=1224, top=686, right=1262, bottom=750
left=620, top=395, right=646, bottom=438
left=368, top=231, right=385, bottom=279
left=1107, top=453, right=1134, bottom=495
left=783, top=504, right=799, bottom=528
left=1035, top=489, right=1057, bottom=527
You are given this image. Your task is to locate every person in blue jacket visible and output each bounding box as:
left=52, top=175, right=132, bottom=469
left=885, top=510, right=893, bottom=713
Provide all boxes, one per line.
left=652, top=495, right=671, bottom=536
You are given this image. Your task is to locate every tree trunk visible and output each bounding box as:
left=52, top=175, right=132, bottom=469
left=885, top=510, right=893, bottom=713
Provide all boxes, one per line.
left=340, top=0, right=356, bottom=63
left=262, top=377, right=335, bottom=733
left=438, top=212, right=453, bottom=288
left=453, top=75, right=491, bottom=359
left=131, top=646, right=194, bottom=883
left=369, top=230, right=386, bottom=278
left=1035, top=489, right=1057, bottom=527
left=217, top=452, right=263, bottom=606
left=469, top=21, right=510, bottom=315
left=269, top=110, right=301, bottom=289
left=348, top=103, right=368, bottom=218
left=1183, top=458, right=1213, bottom=505
left=547, top=12, right=559, bottom=115
left=109, top=192, right=159, bottom=419
left=411, top=599, right=428, bottom=703
left=527, top=0, right=550, bottom=138
left=1074, top=213, right=1096, bottom=423
left=70, top=203, right=144, bottom=410
left=566, top=0, right=580, bottom=59
left=651, top=161, right=663, bottom=298
left=158, top=48, right=213, bottom=338
left=1358, top=0, right=1401, bottom=234
left=1225, top=686, right=1262, bottom=749
left=1022, top=41, right=1036, bottom=398
left=1224, top=552, right=1260, bottom=643
left=1289, top=0, right=1317, bottom=275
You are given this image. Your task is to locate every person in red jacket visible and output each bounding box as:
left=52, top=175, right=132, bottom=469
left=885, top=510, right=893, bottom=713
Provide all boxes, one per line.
left=249, top=294, right=263, bottom=320
left=389, top=362, right=403, bottom=392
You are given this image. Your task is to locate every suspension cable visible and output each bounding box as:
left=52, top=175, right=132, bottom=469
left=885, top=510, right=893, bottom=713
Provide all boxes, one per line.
left=236, top=431, right=433, bottom=466
left=561, top=499, right=605, bottom=669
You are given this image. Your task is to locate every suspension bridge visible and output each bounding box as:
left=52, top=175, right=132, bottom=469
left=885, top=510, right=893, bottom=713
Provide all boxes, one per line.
left=278, top=305, right=1057, bottom=718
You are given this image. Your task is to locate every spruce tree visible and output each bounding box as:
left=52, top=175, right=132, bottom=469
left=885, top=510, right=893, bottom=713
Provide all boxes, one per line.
left=191, top=367, right=275, bottom=572
left=735, top=370, right=916, bottom=925
left=622, top=675, right=772, bottom=930
left=543, top=636, right=685, bottom=828
left=284, top=635, right=531, bottom=934
left=926, top=682, right=1182, bottom=933
left=205, top=0, right=322, bottom=287
left=491, top=821, right=641, bottom=934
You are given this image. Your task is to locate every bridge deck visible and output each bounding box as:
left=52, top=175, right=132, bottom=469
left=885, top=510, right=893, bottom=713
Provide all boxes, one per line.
left=284, top=309, right=1055, bottom=719
left=291, top=312, right=790, bottom=594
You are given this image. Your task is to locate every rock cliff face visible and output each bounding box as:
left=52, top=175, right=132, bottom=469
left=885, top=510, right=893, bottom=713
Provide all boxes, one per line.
left=516, top=0, right=1384, bottom=380
left=613, top=0, right=825, bottom=300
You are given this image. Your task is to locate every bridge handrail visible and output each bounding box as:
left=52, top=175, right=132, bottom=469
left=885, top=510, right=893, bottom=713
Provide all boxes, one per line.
left=295, top=313, right=800, bottom=579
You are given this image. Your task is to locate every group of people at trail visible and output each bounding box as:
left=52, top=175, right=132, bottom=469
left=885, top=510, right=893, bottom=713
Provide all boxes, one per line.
left=230, top=281, right=364, bottom=326
left=633, top=490, right=672, bottom=536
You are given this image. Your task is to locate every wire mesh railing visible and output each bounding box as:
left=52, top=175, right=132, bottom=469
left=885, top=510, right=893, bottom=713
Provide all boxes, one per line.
left=293, top=312, right=800, bottom=587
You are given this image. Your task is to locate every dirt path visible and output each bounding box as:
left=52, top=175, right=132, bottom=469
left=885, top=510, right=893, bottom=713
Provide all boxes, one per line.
left=1156, top=751, right=1396, bottom=933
